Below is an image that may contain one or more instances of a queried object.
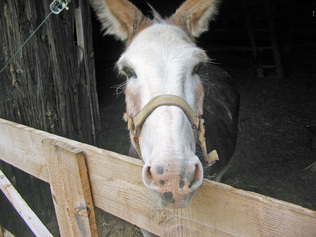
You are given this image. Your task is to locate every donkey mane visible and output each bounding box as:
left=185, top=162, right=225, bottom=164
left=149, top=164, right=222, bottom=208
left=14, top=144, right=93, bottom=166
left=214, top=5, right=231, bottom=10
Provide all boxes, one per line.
left=147, top=5, right=164, bottom=24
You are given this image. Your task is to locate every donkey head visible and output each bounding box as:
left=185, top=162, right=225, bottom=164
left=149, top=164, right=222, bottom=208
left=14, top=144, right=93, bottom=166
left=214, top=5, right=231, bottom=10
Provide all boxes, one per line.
left=91, top=0, right=220, bottom=208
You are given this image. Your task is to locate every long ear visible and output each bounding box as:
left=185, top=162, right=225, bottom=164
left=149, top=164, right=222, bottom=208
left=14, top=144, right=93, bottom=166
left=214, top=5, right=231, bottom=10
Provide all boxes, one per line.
left=170, top=0, right=220, bottom=38
left=90, top=0, right=146, bottom=41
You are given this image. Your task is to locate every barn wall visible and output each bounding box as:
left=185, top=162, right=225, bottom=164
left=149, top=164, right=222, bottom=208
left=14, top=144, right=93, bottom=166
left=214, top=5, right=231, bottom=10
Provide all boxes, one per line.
left=0, top=0, right=99, bottom=145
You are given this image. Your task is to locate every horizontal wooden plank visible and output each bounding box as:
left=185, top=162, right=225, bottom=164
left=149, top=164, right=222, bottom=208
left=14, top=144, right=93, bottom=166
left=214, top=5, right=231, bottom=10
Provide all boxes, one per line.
left=0, top=118, right=316, bottom=236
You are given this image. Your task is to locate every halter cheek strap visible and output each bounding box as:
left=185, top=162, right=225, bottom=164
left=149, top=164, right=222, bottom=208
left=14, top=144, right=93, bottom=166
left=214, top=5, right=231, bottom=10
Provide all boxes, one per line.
left=124, top=95, right=219, bottom=166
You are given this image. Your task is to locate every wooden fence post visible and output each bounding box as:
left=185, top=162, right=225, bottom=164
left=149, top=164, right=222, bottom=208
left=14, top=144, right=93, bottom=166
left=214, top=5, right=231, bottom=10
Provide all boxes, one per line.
left=43, top=139, right=98, bottom=237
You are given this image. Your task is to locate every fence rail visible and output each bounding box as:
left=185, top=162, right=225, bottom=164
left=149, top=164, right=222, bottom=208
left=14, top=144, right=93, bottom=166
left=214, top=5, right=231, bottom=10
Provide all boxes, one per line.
left=0, top=118, right=316, bottom=236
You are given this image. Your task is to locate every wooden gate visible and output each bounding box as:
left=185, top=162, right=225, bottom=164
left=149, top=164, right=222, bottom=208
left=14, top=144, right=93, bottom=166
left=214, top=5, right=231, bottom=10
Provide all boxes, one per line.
left=1, top=118, right=316, bottom=236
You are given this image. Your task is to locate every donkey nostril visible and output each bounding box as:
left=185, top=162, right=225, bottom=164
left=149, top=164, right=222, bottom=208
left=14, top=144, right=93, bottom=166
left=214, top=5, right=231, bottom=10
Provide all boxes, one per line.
left=179, top=180, right=185, bottom=189
left=143, top=165, right=153, bottom=183
left=189, top=178, right=198, bottom=188
left=189, top=163, right=203, bottom=189
left=156, top=165, right=164, bottom=175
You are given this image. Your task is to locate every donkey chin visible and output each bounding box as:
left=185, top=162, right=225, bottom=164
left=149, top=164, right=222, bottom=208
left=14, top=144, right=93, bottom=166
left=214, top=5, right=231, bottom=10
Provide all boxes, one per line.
left=148, top=188, right=197, bottom=209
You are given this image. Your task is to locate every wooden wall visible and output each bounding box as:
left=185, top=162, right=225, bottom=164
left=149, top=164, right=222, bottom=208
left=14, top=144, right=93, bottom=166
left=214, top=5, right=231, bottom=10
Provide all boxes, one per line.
left=0, top=0, right=99, bottom=145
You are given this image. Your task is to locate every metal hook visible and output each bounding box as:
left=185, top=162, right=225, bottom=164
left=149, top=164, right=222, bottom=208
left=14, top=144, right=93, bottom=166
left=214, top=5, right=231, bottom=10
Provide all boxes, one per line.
left=0, top=0, right=73, bottom=75
left=50, top=0, right=71, bottom=14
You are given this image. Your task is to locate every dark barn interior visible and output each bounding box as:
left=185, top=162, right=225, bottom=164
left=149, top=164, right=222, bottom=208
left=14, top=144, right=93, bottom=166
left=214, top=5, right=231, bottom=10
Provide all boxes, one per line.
left=0, top=0, right=315, bottom=236
left=93, top=0, right=316, bottom=202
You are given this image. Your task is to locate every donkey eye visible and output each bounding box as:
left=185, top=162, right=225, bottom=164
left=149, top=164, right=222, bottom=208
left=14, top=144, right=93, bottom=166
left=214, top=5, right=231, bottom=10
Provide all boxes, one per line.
left=122, top=66, right=137, bottom=79
left=192, top=62, right=206, bottom=75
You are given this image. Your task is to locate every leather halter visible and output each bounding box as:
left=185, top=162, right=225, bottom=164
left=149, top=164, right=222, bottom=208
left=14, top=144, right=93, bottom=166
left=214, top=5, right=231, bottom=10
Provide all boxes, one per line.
left=124, top=95, right=218, bottom=166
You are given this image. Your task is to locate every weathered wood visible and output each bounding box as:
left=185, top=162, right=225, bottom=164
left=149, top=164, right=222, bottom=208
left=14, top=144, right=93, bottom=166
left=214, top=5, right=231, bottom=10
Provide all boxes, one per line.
left=0, top=0, right=99, bottom=145
left=0, top=225, right=3, bottom=237
left=44, top=139, right=98, bottom=237
left=0, top=170, right=52, bottom=237
left=0, top=227, right=15, bottom=237
left=1, top=118, right=316, bottom=236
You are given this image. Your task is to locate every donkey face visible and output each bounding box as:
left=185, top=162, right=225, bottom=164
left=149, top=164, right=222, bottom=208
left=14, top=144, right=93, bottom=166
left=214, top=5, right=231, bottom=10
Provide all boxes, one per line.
left=91, top=0, right=220, bottom=208
left=118, top=24, right=208, bottom=207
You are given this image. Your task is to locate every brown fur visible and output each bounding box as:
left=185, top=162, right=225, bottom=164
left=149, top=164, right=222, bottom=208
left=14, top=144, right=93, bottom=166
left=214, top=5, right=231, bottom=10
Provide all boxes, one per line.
left=126, top=19, right=153, bottom=45
left=91, top=0, right=149, bottom=41
left=125, top=85, right=141, bottom=116
left=194, top=82, right=204, bottom=116
left=169, top=0, right=220, bottom=37
left=91, top=0, right=220, bottom=42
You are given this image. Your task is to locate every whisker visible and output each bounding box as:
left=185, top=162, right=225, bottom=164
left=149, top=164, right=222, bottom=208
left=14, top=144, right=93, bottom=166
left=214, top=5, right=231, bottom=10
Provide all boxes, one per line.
left=207, top=58, right=220, bottom=65
left=199, top=60, right=218, bottom=95
left=111, top=81, right=126, bottom=96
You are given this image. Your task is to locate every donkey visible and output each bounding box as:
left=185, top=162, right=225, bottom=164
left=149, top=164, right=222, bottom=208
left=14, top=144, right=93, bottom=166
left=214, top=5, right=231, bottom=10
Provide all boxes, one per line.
left=91, top=0, right=238, bottom=215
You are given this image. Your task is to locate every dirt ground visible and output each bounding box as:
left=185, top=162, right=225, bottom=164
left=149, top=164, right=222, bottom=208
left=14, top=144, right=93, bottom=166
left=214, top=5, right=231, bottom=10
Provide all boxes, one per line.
left=94, top=43, right=316, bottom=235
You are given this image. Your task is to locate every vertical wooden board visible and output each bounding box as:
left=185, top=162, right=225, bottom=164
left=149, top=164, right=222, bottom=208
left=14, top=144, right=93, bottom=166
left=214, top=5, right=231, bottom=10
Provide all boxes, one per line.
left=73, top=0, right=100, bottom=146
left=44, top=139, right=98, bottom=237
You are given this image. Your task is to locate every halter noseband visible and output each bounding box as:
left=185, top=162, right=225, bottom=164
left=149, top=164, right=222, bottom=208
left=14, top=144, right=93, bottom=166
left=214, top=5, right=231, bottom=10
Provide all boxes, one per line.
left=124, top=95, right=218, bottom=166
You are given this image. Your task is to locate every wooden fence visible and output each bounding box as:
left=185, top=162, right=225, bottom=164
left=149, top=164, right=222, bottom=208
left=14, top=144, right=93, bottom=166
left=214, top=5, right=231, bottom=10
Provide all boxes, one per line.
left=0, top=118, right=316, bottom=236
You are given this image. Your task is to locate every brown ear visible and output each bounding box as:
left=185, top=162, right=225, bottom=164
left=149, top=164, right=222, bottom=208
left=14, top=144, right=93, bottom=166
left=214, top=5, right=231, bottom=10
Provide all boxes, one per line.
left=90, top=0, right=146, bottom=41
left=170, top=0, right=220, bottom=38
